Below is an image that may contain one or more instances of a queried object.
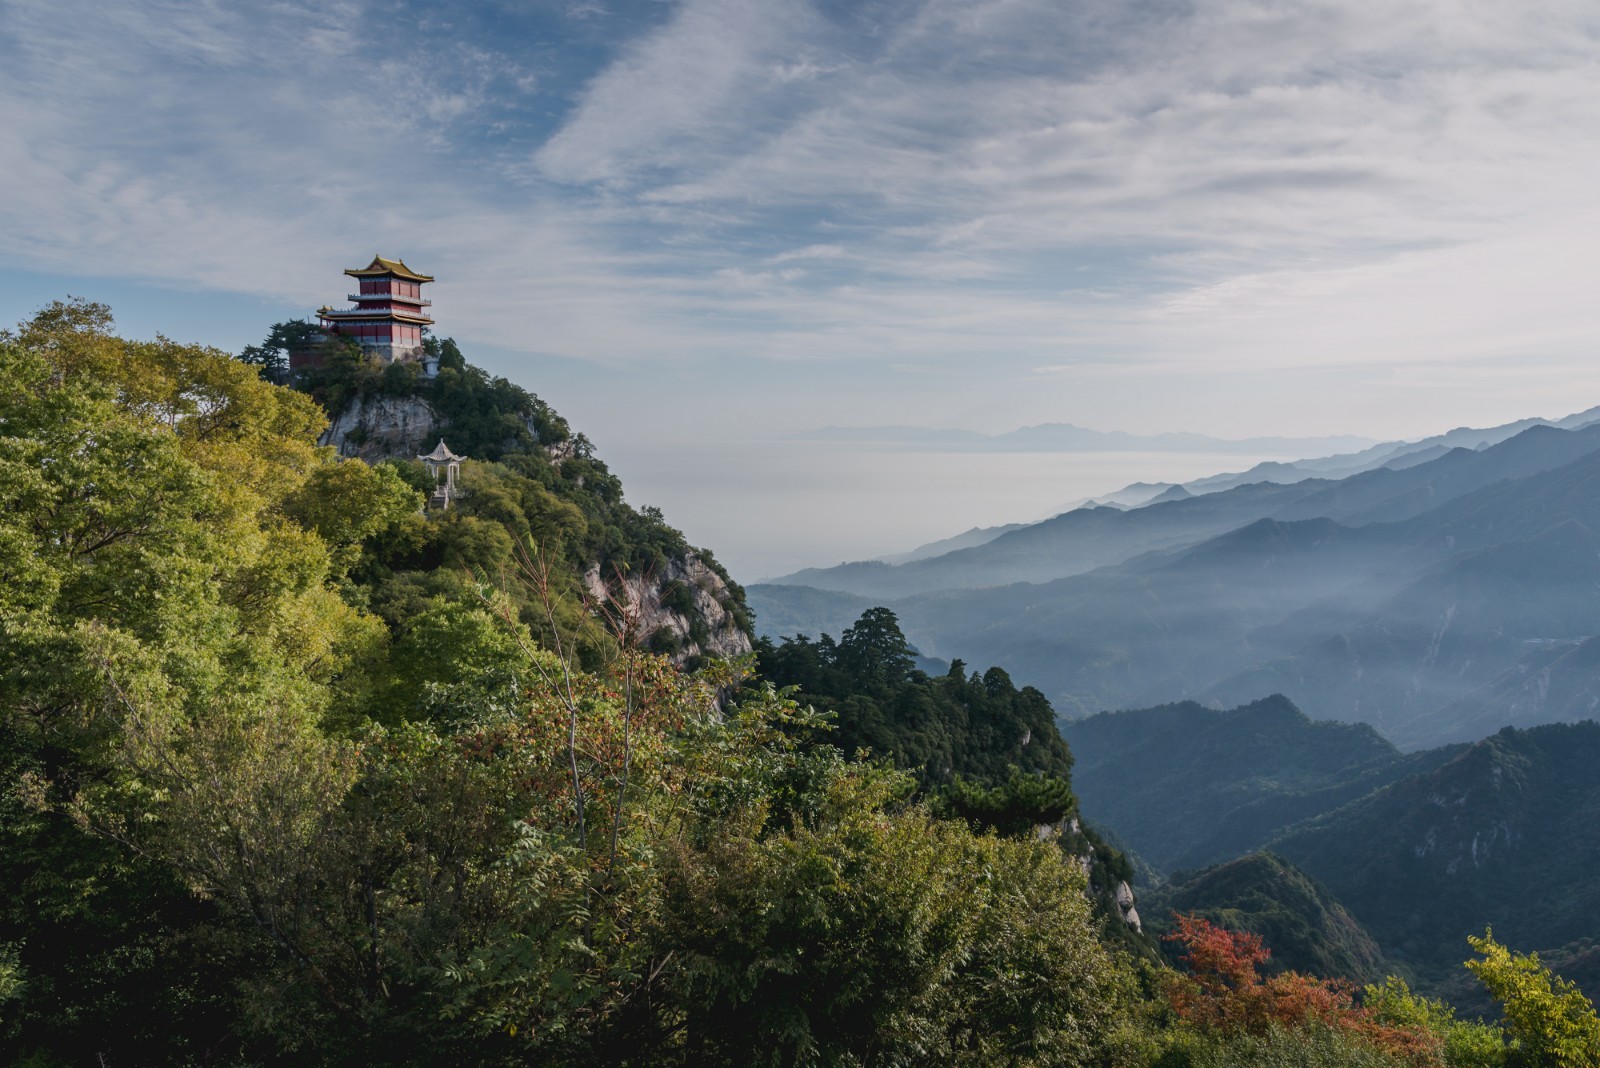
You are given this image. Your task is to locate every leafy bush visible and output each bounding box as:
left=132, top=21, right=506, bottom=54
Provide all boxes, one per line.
left=1466, top=931, right=1600, bottom=1068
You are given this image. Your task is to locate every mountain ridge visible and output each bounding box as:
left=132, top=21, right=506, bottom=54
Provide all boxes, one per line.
left=751, top=420, right=1600, bottom=747
left=1063, top=698, right=1600, bottom=1002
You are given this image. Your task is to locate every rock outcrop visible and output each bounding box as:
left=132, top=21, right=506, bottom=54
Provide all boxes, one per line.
left=585, top=553, right=753, bottom=664
left=317, top=392, right=753, bottom=664
left=319, top=394, right=442, bottom=460
left=1115, top=879, right=1142, bottom=932
left=1053, top=815, right=1143, bottom=932
left=320, top=393, right=578, bottom=466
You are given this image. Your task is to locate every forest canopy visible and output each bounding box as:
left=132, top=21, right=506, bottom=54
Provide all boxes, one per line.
left=1, top=301, right=1594, bottom=1067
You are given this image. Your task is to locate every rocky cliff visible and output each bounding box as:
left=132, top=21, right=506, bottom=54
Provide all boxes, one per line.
left=585, top=554, right=753, bottom=662
left=312, top=379, right=752, bottom=666
left=319, top=393, right=443, bottom=460
left=1054, top=815, right=1148, bottom=948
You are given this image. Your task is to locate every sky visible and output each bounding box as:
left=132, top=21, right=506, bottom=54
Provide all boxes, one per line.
left=4, top=0, right=1600, bottom=578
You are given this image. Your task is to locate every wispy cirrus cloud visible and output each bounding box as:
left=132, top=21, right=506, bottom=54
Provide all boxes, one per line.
left=541, top=0, right=1600, bottom=262
left=4, top=0, right=1600, bottom=449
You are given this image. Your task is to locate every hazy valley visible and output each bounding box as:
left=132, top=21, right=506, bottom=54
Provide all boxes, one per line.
left=753, top=412, right=1600, bottom=750
left=745, top=404, right=1600, bottom=1028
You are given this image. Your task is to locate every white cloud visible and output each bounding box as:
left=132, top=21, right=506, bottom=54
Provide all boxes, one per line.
left=533, top=0, right=831, bottom=185
left=4, top=0, right=1600, bottom=452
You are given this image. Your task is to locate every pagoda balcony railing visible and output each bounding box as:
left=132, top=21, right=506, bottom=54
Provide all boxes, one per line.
left=348, top=294, right=431, bottom=306
left=321, top=313, right=435, bottom=326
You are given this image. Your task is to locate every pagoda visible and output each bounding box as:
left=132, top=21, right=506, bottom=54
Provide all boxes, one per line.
left=418, top=440, right=465, bottom=510
left=313, top=255, right=438, bottom=375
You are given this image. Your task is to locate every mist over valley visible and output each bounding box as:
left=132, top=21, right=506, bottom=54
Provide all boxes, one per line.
left=752, top=409, right=1600, bottom=750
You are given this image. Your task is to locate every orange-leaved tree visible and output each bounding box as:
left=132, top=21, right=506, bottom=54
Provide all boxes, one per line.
left=1164, top=913, right=1445, bottom=1065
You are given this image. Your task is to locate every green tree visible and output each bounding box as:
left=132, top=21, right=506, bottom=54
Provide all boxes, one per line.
left=1467, top=931, right=1600, bottom=1068
left=938, top=766, right=1078, bottom=837
left=617, top=688, right=1139, bottom=1067
left=1363, top=977, right=1505, bottom=1068
left=835, top=606, right=917, bottom=686
left=239, top=318, right=322, bottom=381
left=0, top=301, right=402, bottom=1061
left=757, top=613, right=1076, bottom=790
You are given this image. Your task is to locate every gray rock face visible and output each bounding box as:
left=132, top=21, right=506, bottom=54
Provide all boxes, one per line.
left=544, top=437, right=581, bottom=464
left=321, top=395, right=571, bottom=465
left=1115, top=880, right=1142, bottom=932
left=1047, top=815, right=1143, bottom=931
left=319, top=395, right=442, bottom=460
left=585, top=553, right=753, bottom=664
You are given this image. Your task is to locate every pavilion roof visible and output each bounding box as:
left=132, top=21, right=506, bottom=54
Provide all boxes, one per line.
left=419, top=440, right=464, bottom=463
left=345, top=255, right=434, bottom=283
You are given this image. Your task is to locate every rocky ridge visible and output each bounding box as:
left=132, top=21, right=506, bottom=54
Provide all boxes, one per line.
left=319, top=390, right=750, bottom=664
left=1057, top=815, right=1143, bottom=935
left=584, top=555, right=753, bottom=662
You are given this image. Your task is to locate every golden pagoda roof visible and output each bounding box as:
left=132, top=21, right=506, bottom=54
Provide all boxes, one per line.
left=344, top=255, right=434, bottom=283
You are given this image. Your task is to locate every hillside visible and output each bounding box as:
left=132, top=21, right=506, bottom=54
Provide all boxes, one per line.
left=1066, top=699, right=1600, bottom=1003
left=755, top=609, right=1153, bottom=952
left=1271, top=721, right=1600, bottom=991
left=289, top=331, right=753, bottom=665
left=4, top=303, right=1147, bottom=1064
left=1063, top=696, right=1457, bottom=873
left=1409, top=635, right=1600, bottom=746
left=1141, top=852, right=1390, bottom=983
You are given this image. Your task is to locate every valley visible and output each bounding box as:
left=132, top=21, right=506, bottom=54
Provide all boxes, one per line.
left=752, top=416, right=1600, bottom=750
left=751, top=409, right=1600, bottom=1015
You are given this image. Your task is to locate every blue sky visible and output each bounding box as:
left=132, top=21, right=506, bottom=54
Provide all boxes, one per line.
left=5, top=0, right=1600, bottom=576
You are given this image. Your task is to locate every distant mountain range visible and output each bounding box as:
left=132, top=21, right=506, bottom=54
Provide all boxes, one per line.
left=792, top=422, right=1374, bottom=454
left=1167, top=402, right=1600, bottom=491
left=1063, top=695, right=1460, bottom=873
left=751, top=405, right=1600, bottom=749
left=1064, top=698, right=1600, bottom=1003
left=875, top=523, right=1027, bottom=565
left=785, top=405, right=1600, bottom=585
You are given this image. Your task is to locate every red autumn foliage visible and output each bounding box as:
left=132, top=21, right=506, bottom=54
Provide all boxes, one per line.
left=1163, top=914, right=1445, bottom=1066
